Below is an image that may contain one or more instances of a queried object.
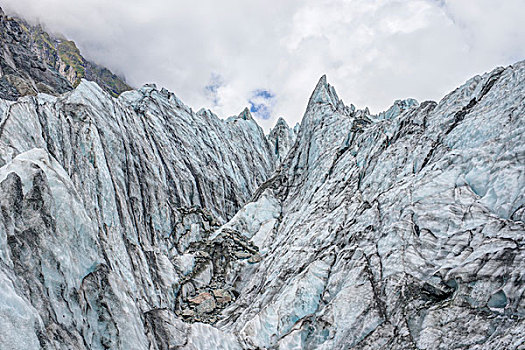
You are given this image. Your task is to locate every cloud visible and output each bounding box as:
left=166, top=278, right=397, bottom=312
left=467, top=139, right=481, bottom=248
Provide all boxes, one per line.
left=2, top=0, right=524, bottom=131
left=204, top=73, right=224, bottom=106
left=249, top=90, right=276, bottom=120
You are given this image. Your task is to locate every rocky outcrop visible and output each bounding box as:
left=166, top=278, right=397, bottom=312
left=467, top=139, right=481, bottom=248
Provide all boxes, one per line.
left=0, top=10, right=72, bottom=100
left=0, top=7, right=131, bottom=100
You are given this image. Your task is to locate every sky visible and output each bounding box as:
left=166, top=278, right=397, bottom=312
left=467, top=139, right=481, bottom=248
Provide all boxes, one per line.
left=3, top=0, right=524, bottom=131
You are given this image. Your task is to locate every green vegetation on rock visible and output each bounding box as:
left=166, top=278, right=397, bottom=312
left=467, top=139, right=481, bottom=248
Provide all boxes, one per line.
left=32, top=27, right=58, bottom=66
left=1, top=12, right=132, bottom=98
left=86, top=63, right=132, bottom=97
left=57, top=40, right=86, bottom=87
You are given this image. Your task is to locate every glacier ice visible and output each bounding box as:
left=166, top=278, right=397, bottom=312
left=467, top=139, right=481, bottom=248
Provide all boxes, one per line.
left=0, top=58, right=523, bottom=349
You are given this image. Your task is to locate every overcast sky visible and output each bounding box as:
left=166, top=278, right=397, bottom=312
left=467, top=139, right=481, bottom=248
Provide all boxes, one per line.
left=3, top=0, right=524, bottom=130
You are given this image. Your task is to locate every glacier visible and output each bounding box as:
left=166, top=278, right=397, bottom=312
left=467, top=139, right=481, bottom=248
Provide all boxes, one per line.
left=0, top=80, right=276, bottom=349
left=214, top=63, right=525, bottom=349
left=0, top=38, right=523, bottom=349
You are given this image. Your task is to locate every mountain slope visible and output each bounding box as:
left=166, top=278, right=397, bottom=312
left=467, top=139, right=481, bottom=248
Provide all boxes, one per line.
left=0, top=7, right=131, bottom=100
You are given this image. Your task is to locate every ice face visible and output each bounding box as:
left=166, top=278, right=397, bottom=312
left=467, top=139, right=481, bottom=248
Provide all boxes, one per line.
left=376, top=98, right=419, bottom=120
left=0, top=78, right=276, bottom=348
left=215, top=62, right=525, bottom=349
left=0, top=58, right=523, bottom=349
left=267, top=117, right=298, bottom=166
